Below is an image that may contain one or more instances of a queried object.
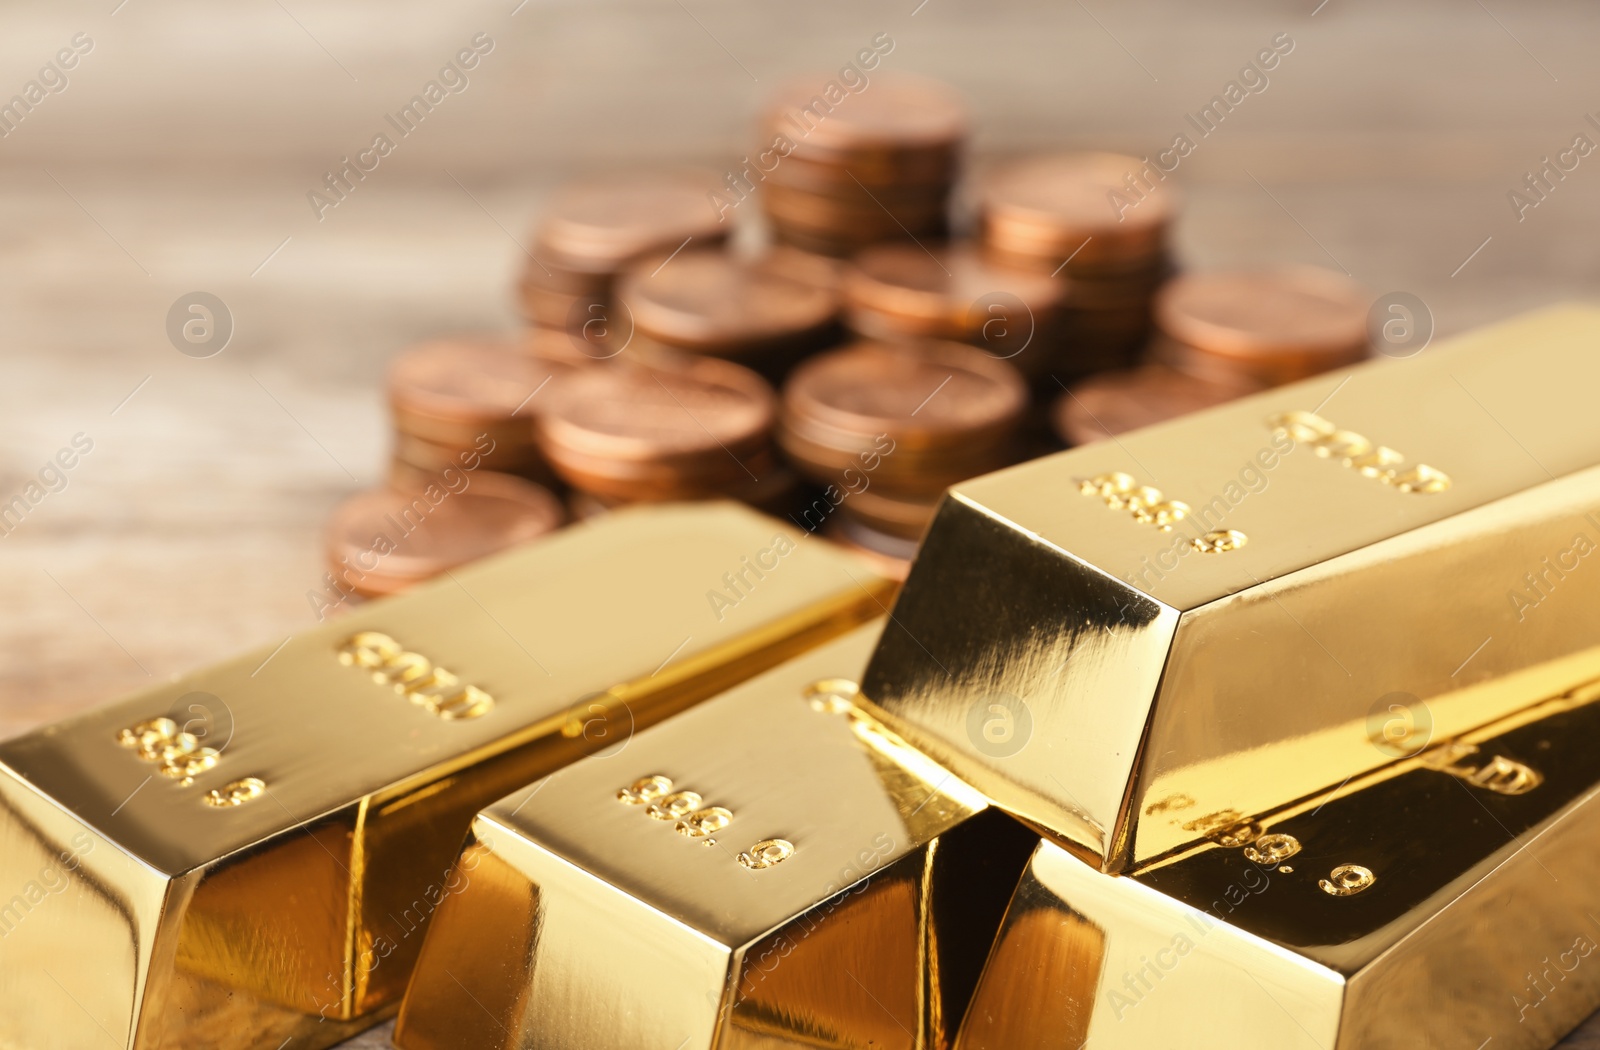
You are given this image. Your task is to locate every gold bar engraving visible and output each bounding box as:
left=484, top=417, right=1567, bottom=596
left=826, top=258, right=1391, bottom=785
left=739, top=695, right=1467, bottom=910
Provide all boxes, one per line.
left=956, top=669, right=1600, bottom=1049
left=337, top=631, right=496, bottom=720
left=394, top=625, right=1036, bottom=1050
left=861, top=304, right=1600, bottom=871
left=0, top=503, right=890, bottom=1050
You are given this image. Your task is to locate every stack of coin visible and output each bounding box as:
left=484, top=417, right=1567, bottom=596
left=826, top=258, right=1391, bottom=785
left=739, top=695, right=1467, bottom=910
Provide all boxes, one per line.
left=840, top=242, right=1067, bottom=378
left=978, top=152, right=1176, bottom=375
left=535, top=355, right=795, bottom=515
left=1152, top=266, right=1371, bottom=386
left=1051, top=363, right=1261, bottom=446
left=778, top=340, right=1027, bottom=573
left=757, top=243, right=848, bottom=294
left=517, top=171, right=728, bottom=334
left=613, top=247, right=841, bottom=381
left=324, top=472, right=565, bottom=599
left=387, top=334, right=567, bottom=489
left=758, top=74, right=966, bottom=257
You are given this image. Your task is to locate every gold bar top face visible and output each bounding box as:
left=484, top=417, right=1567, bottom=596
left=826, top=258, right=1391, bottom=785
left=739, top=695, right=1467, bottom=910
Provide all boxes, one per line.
left=862, top=303, right=1600, bottom=870
left=957, top=674, right=1600, bottom=1050
left=396, top=624, right=1035, bottom=1050
left=0, top=503, right=889, bottom=1050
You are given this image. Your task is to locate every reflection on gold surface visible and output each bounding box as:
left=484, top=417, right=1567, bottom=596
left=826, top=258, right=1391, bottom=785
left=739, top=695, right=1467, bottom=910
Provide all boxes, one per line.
left=956, top=682, right=1600, bottom=1048
left=954, top=875, right=1105, bottom=1050
left=396, top=625, right=1037, bottom=1050
left=863, top=304, right=1600, bottom=870
left=0, top=503, right=889, bottom=1050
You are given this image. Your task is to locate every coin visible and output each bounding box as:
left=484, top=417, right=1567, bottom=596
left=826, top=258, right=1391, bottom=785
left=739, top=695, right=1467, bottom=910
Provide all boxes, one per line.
left=325, top=472, right=565, bottom=598
left=770, top=222, right=953, bottom=260
left=979, top=152, right=1174, bottom=270
left=517, top=273, right=603, bottom=331
left=779, top=340, right=1027, bottom=493
left=536, top=172, right=729, bottom=274
left=388, top=335, right=566, bottom=449
left=761, top=73, right=968, bottom=161
left=824, top=512, right=915, bottom=582
left=761, top=182, right=950, bottom=240
left=1154, top=267, right=1370, bottom=385
left=757, top=74, right=965, bottom=260
left=756, top=244, right=848, bottom=293
left=616, top=248, right=839, bottom=358
left=536, top=357, right=777, bottom=500
left=760, top=149, right=958, bottom=193
left=520, top=172, right=732, bottom=336
left=1051, top=363, right=1259, bottom=446
left=842, top=243, right=1065, bottom=361
left=389, top=433, right=549, bottom=482
left=523, top=321, right=620, bottom=367
left=842, top=483, right=941, bottom=540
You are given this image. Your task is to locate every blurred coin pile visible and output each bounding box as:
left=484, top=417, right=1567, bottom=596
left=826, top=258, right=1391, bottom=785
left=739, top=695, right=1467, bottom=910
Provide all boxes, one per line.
left=979, top=153, right=1177, bottom=379
left=759, top=74, right=965, bottom=258
left=516, top=173, right=728, bottom=337
left=1055, top=265, right=1369, bottom=445
left=537, top=354, right=796, bottom=519
left=320, top=334, right=569, bottom=600
left=778, top=340, right=1027, bottom=574
left=324, top=72, right=1374, bottom=602
left=615, top=247, right=840, bottom=381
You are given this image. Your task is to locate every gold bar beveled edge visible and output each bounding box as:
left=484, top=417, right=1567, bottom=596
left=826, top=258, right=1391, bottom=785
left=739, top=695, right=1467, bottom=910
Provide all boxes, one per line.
left=1128, top=649, right=1600, bottom=878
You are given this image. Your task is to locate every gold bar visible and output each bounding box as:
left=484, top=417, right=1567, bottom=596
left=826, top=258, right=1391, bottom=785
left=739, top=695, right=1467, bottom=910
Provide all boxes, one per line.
left=0, top=503, right=890, bottom=1050
left=861, top=303, right=1600, bottom=871
left=956, top=659, right=1600, bottom=1049
left=394, top=623, right=1037, bottom=1050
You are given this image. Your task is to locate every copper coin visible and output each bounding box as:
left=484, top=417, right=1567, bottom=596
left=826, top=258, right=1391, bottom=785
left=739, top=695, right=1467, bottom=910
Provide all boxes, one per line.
left=762, top=181, right=950, bottom=235
left=388, top=335, right=565, bottom=447
left=757, top=245, right=848, bottom=293
left=770, top=222, right=952, bottom=260
left=518, top=255, right=611, bottom=296
left=522, top=321, right=621, bottom=367
left=391, top=428, right=547, bottom=474
left=1052, top=363, right=1258, bottom=446
left=761, top=149, right=958, bottom=193
left=549, top=444, right=784, bottom=503
left=536, top=358, right=776, bottom=497
left=768, top=224, right=944, bottom=259
left=824, top=513, right=915, bottom=582
left=536, top=172, right=729, bottom=274
left=517, top=272, right=604, bottom=330
left=779, top=340, right=1026, bottom=492
left=843, top=243, right=1065, bottom=351
left=616, top=248, right=838, bottom=356
left=843, top=484, right=940, bottom=540
left=565, top=460, right=802, bottom=511
left=980, top=153, right=1174, bottom=267
left=761, top=73, right=968, bottom=160
left=326, top=472, right=565, bottom=597
left=1155, top=267, right=1370, bottom=384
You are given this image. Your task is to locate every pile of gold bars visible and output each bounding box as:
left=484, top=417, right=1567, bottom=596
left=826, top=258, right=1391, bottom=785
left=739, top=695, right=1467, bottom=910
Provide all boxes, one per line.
left=5, top=304, right=1600, bottom=1050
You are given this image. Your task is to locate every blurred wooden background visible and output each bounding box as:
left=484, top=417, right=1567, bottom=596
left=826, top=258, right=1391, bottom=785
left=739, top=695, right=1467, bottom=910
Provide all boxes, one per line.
left=1, top=0, right=1598, bottom=1044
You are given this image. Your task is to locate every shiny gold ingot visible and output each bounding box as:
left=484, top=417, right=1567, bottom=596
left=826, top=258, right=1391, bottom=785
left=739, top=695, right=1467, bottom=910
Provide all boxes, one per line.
left=394, top=624, right=1036, bottom=1050
left=956, top=668, right=1600, bottom=1049
left=862, top=303, right=1600, bottom=871
left=0, top=504, right=890, bottom=1050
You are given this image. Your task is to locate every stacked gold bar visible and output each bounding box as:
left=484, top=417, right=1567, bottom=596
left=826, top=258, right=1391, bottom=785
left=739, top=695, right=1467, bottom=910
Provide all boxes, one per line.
left=957, top=675, right=1600, bottom=1048
left=862, top=302, right=1600, bottom=872
left=395, top=625, right=1036, bottom=1050
left=0, top=505, right=889, bottom=1050
left=9, top=305, right=1600, bottom=1050
left=859, top=302, right=1600, bottom=1048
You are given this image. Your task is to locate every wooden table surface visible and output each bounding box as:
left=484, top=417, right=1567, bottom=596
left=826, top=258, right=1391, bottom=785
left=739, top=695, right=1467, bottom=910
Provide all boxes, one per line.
left=2, top=0, right=1598, bottom=1045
